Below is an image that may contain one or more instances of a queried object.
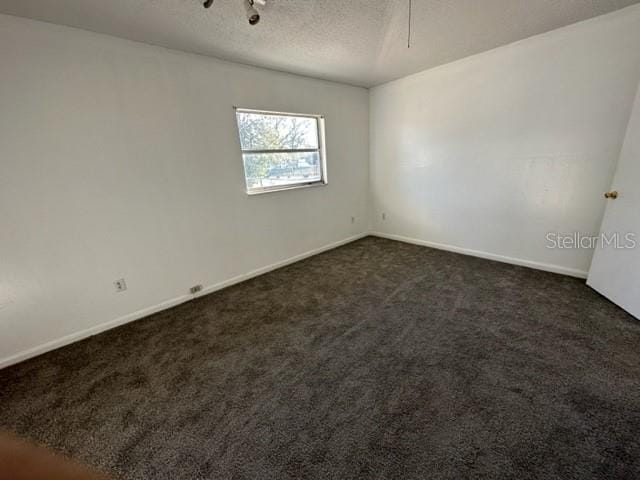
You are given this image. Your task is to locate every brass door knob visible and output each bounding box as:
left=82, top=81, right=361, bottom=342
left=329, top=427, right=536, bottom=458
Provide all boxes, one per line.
left=604, top=191, right=618, bottom=199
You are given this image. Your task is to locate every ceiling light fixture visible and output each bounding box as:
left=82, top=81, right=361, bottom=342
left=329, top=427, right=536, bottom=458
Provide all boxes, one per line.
left=244, top=0, right=260, bottom=25
left=202, top=0, right=266, bottom=26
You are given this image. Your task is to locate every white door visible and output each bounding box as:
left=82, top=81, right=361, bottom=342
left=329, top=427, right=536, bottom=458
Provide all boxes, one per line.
left=587, top=84, right=640, bottom=319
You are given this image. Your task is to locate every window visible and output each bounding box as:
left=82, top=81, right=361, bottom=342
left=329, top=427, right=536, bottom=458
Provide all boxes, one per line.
left=235, top=108, right=327, bottom=194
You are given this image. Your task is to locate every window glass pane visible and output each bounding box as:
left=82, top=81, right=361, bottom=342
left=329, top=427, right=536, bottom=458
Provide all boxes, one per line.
left=243, top=151, right=322, bottom=190
left=236, top=112, right=319, bottom=151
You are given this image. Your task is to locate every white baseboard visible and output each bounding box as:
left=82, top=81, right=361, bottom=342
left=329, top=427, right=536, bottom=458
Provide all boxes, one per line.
left=197, top=233, right=368, bottom=297
left=0, top=295, right=192, bottom=370
left=370, top=231, right=589, bottom=279
left=1, top=230, right=588, bottom=370
left=0, top=233, right=368, bottom=370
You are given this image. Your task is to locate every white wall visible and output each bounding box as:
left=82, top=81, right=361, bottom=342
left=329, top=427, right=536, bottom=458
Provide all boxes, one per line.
left=370, top=6, right=640, bottom=277
left=0, top=14, right=369, bottom=367
left=3, top=6, right=640, bottom=368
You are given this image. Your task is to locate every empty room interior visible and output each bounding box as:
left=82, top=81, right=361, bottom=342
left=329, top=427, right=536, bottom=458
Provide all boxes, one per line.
left=2, top=0, right=640, bottom=478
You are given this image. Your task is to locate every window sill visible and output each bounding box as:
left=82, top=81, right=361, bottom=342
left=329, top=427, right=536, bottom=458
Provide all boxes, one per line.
left=246, top=180, right=328, bottom=196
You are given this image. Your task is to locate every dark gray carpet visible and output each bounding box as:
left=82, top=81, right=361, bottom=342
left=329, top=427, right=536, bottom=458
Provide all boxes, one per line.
left=1, top=237, right=639, bottom=479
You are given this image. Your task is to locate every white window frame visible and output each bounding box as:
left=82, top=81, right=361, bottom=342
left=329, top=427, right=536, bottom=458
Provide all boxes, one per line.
left=234, top=107, right=328, bottom=195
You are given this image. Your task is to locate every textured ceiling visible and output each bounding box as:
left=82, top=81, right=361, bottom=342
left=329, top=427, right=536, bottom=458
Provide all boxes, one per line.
left=1, top=0, right=639, bottom=87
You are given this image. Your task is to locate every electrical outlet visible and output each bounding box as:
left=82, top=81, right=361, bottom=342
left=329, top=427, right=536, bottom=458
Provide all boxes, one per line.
left=190, top=285, right=203, bottom=294
left=114, top=278, right=127, bottom=292
left=382, top=212, right=386, bottom=220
